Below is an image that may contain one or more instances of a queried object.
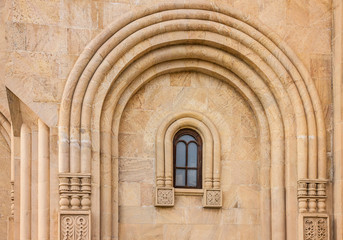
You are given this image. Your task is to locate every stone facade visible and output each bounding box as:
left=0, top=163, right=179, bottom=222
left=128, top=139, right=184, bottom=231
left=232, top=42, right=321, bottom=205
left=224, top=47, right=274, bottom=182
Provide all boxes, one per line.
left=0, top=0, right=341, bottom=239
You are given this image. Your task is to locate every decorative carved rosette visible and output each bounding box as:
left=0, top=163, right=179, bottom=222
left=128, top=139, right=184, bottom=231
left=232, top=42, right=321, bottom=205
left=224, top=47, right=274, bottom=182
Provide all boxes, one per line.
left=297, top=180, right=328, bottom=213
left=155, top=187, right=174, bottom=206
left=59, top=174, right=91, bottom=210
left=203, top=189, right=222, bottom=208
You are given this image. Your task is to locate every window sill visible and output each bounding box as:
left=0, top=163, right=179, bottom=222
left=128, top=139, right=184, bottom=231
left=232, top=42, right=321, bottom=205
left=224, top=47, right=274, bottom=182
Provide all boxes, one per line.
left=174, top=188, right=204, bottom=196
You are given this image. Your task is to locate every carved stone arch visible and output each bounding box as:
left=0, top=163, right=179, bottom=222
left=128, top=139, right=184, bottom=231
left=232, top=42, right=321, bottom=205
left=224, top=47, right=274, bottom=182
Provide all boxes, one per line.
left=107, top=62, right=272, bottom=239
left=58, top=1, right=328, bottom=239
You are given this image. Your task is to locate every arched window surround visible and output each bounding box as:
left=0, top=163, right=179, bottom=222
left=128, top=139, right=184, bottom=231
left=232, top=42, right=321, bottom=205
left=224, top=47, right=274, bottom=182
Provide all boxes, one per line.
left=155, top=111, right=222, bottom=208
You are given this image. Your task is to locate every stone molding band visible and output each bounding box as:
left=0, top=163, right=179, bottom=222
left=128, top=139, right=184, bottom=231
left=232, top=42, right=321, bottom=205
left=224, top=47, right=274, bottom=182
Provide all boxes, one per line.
left=60, top=1, right=325, bottom=178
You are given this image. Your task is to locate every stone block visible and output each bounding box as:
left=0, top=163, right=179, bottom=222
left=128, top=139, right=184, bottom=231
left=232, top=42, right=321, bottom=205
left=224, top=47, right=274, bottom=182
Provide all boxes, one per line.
left=100, top=2, right=131, bottom=28
left=26, top=24, right=67, bottom=53
left=119, top=206, right=155, bottom=224
left=11, top=0, right=60, bottom=25
left=67, top=28, right=92, bottom=55
left=286, top=0, right=309, bottom=26
left=119, top=158, right=153, bottom=183
left=155, top=207, right=186, bottom=224
left=140, top=183, right=154, bottom=206
left=185, top=207, right=222, bottom=224
left=170, top=72, right=192, bottom=87
left=119, top=109, right=152, bottom=134
left=5, top=23, right=26, bottom=51
left=119, top=223, right=163, bottom=240
left=309, top=0, right=332, bottom=29
left=118, top=133, right=144, bottom=158
left=60, top=0, right=98, bottom=29
left=119, top=182, right=141, bottom=206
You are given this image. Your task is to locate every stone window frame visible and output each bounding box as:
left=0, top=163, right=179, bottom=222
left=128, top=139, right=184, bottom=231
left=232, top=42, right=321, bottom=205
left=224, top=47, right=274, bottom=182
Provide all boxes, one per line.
left=155, top=111, right=222, bottom=208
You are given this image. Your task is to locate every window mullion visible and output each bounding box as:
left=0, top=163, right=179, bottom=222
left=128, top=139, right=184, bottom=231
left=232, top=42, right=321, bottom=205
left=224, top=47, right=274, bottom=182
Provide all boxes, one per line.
left=185, top=143, right=188, bottom=187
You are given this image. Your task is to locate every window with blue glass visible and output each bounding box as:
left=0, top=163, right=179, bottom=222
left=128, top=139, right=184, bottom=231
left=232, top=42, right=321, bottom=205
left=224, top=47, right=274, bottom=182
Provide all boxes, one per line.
left=173, top=129, right=202, bottom=189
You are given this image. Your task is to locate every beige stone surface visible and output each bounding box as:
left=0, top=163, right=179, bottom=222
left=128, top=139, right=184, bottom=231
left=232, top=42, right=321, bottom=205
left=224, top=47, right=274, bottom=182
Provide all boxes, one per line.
left=0, top=0, right=336, bottom=239
left=0, top=133, right=10, bottom=239
left=118, top=72, right=261, bottom=239
left=0, top=0, right=332, bottom=127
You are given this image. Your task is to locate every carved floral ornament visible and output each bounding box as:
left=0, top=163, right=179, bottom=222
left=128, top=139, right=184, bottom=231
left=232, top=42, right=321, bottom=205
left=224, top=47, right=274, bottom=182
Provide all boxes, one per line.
left=60, top=213, right=90, bottom=240
left=302, top=215, right=329, bottom=240
left=304, top=217, right=327, bottom=240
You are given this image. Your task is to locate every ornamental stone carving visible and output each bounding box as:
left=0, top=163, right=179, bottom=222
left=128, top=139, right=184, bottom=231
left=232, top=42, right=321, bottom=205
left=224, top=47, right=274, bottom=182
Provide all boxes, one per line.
left=304, top=217, right=328, bottom=240
left=298, top=180, right=328, bottom=213
left=60, top=213, right=90, bottom=240
left=155, top=187, right=174, bottom=207
left=10, top=181, right=14, bottom=216
left=59, top=174, right=91, bottom=210
left=203, top=189, right=222, bottom=208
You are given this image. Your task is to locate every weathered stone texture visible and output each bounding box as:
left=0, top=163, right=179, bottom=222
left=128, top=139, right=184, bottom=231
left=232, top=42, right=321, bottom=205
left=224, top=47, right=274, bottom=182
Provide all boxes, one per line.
left=0, top=134, right=10, bottom=239
left=0, top=0, right=332, bottom=126
left=118, top=72, right=260, bottom=238
left=0, top=0, right=336, bottom=239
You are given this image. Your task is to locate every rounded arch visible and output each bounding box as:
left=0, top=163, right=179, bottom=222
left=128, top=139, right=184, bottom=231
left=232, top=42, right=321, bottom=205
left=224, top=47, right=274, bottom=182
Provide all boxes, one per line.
left=156, top=113, right=219, bottom=189
left=106, top=61, right=273, bottom=240
left=58, top=1, right=327, bottom=239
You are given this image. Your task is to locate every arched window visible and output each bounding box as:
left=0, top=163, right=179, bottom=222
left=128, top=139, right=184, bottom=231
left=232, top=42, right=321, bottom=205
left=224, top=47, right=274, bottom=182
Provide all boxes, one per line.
left=173, top=129, right=202, bottom=189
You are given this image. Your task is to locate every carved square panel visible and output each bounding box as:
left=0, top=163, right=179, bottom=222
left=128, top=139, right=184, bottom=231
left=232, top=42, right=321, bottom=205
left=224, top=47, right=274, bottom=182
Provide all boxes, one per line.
left=203, top=189, right=222, bottom=208
left=60, top=212, right=90, bottom=240
left=155, top=187, right=174, bottom=207
left=304, top=216, right=328, bottom=240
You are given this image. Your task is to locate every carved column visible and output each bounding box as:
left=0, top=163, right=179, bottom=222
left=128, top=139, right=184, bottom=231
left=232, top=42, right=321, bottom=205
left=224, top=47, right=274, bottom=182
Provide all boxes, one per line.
left=297, top=180, right=328, bottom=213
left=8, top=128, right=15, bottom=240
left=20, top=124, right=31, bottom=240
left=59, top=174, right=91, bottom=240
left=38, top=120, right=49, bottom=240
left=298, top=180, right=329, bottom=239
left=10, top=128, right=15, bottom=218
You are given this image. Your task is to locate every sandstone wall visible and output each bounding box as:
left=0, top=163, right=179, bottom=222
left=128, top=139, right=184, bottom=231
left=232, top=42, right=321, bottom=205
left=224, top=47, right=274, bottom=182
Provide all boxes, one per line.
left=0, top=0, right=332, bottom=130
left=0, top=134, right=10, bottom=239
left=0, top=0, right=334, bottom=239
left=118, top=72, right=260, bottom=239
